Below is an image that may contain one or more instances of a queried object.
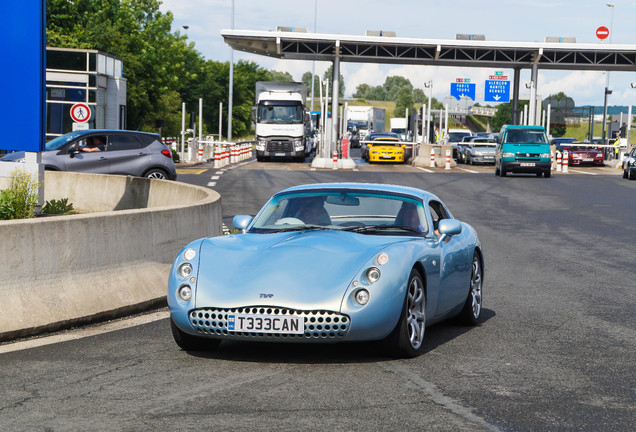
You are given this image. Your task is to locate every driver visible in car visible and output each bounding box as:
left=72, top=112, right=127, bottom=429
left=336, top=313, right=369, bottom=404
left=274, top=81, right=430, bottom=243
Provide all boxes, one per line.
left=293, top=196, right=331, bottom=225
left=395, top=202, right=424, bottom=232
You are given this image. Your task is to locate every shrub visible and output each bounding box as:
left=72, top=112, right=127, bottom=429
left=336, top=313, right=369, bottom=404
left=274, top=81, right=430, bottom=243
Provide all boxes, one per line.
left=0, top=169, right=40, bottom=220
left=43, top=198, right=75, bottom=215
left=171, top=148, right=181, bottom=163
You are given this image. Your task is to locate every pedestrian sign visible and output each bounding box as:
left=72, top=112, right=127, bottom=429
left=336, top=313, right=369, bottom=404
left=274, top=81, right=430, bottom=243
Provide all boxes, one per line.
left=70, top=103, right=91, bottom=123
left=450, top=82, right=476, bottom=101
left=484, top=80, right=510, bottom=103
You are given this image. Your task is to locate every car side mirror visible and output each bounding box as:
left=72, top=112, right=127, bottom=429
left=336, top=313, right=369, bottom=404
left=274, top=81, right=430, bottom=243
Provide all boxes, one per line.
left=69, top=147, right=80, bottom=158
left=437, top=219, right=462, bottom=243
left=233, top=215, right=253, bottom=233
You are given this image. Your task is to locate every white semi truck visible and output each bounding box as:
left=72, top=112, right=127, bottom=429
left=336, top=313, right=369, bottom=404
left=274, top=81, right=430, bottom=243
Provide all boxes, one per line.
left=253, top=81, right=310, bottom=162
left=389, top=118, right=408, bottom=141
left=346, top=106, right=385, bottom=139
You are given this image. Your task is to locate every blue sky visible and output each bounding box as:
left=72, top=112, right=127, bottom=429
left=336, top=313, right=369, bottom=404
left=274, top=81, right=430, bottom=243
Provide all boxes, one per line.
left=159, top=0, right=636, bottom=106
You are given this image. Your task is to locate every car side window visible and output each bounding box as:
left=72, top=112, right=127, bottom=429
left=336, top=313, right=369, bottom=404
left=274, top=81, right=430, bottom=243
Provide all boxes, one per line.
left=428, top=200, right=450, bottom=232
left=107, top=135, right=143, bottom=152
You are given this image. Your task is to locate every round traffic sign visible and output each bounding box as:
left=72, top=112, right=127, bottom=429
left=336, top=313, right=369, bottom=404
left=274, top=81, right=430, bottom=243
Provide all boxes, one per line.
left=596, top=26, right=609, bottom=40
left=70, top=103, right=91, bottom=123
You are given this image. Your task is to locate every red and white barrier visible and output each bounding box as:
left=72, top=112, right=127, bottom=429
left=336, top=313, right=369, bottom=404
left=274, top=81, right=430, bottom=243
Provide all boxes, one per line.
left=430, top=148, right=436, bottom=168
left=551, top=152, right=555, bottom=170
left=333, top=151, right=338, bottom=170
left=562, top=150, right=569, bottom=173
left=445, top=149, right=451, bottom=170
left=556, top=151, right=562, bottom=172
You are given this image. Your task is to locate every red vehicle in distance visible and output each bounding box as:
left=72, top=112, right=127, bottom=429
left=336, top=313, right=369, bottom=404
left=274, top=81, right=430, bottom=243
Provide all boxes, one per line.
left=551, top=138, right=604, bottom=166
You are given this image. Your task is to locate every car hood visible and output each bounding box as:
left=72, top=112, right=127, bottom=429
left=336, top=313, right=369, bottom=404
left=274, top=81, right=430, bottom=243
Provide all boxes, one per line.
left=1, top=151, right=26, bottom=162
left=194, top=230, right=405, bottom=310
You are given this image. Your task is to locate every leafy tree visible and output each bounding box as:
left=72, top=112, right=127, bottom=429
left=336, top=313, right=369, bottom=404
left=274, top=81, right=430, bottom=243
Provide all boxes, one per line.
left=353, top=83, right=371, bottom=99
left=301, top=71, right=321, bottom=99
left=490, top=101, right=529, bottom=132
left=384, top=76, right=413, bottom=101
left=413, top=88, right=426, bottom=104
left=266, top=70, right=294, bottom=82
left=393, top=87, right=414, bottom=117
left=365, top=86, right=387, bottom=101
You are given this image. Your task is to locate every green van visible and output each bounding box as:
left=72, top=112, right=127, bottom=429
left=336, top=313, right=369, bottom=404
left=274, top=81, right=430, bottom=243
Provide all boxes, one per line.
left=495, top=125, right=552, bottom=178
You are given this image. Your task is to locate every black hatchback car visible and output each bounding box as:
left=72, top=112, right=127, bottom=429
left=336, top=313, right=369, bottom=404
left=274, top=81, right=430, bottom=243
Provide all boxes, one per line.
left=2, top=130, right=177, bottom=180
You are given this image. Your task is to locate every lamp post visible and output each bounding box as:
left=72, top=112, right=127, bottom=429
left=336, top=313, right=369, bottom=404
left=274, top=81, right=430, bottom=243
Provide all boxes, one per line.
left=424, top=81, right=432, bottom=143
left=227, top=0, right=235, bottom=142
left=182, top=25, right=189, bottom=36
left=602, top=2, right=615, bottom=145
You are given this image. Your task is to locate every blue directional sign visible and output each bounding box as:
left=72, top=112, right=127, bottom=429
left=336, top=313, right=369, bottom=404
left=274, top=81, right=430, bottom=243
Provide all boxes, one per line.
left=485, top=80, right=511, bottom=103
left=0, top=0, right=46, bottom=152
left=450, top=82, right=476, bottom=101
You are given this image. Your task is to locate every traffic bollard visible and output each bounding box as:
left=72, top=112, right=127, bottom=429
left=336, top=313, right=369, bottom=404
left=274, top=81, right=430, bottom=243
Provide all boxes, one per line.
left=445, top=149, right=451, bottom=170
left=563, top=150, right=569, bottom=173
left=430, top=147, right=436, bottom=168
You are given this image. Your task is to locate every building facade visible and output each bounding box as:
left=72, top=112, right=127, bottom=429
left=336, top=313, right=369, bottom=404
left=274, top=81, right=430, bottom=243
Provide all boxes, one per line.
left=46, top=47, right=127, bottom=140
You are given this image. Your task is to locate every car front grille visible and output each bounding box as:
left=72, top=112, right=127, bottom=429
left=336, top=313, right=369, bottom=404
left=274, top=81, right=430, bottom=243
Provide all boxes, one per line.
left=266, top=140, right=293, bottom=152
left=189, top=306, right=351, bottom=341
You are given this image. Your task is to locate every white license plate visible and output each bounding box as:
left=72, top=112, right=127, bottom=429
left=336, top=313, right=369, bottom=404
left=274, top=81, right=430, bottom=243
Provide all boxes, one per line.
left=274, top=153, right=285, bottom=156
left=484, top=156, right=494, bottom=159
left=227, top=314, right=304, bottom=334
left=382, top=154, right=393, bottom=158
left=520, top=162, right=535, bottom=167
left=583, top=158, right=594, bottom=162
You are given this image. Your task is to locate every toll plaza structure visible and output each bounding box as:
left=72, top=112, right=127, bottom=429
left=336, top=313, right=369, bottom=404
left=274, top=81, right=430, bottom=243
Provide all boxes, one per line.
left=221, top=28, right=636, bottom=164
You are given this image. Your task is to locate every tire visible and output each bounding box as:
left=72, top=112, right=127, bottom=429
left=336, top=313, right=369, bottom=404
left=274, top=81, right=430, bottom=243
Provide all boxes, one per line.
left=170, top=318, right=221, bottom=351
left=145, top=168, right=168, bottom=179
left=385, top=269, right=426, bottom=358
left=629, top=169, right=636, bottom=180
left=500, top=167, right=507, bottom=177
left=624, top=168, right=628, bottom=179
left=495, top=165, right=500, bottom=176
left=544, top=171, right=551, bottom=178
left=458, top=253, right=483, bottom=325
left=536, top=172, right=542, bottom=177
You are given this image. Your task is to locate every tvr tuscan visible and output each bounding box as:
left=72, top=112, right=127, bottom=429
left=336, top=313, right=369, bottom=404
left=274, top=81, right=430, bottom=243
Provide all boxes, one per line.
left=168, top=183, right=484, bottom=358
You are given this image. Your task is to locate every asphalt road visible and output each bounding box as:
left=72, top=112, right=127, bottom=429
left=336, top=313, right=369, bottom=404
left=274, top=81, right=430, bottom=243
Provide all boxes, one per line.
left=1, top=152, right=634, bottom=431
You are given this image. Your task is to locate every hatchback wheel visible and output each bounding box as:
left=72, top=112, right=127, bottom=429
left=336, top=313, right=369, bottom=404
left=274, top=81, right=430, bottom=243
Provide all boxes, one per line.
left=145, top=168, right=168, bottom=179
left=458, top=253, right=483, bottom=325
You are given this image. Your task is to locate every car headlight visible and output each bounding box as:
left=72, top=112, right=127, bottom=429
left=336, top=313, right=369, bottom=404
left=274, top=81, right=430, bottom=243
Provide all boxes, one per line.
left=178, top=285, right=192, bottom=301
left=178, top=263, right=193, bottom=279
left=366, top=267, right=381, bottom=283
left=376, top=253, right=389, bottom=265
left=354, top=289, right=370, bottom=305
left=596, top=153, right=603, bottom=157
left=502, top=152, right=515, bottom=158
left=183, top=248, right=196, bottom=261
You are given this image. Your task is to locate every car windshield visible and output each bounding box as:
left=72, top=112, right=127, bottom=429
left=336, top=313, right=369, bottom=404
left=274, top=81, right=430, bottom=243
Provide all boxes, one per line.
left=448, top=132, right=471, bottom=142
left=506, top=129, right=548, bottom=144
left=45, top=132, right=86, bottom=151
left=248, top=191, right=428, bottom=236
left=257, top=101, right=303, bottom=124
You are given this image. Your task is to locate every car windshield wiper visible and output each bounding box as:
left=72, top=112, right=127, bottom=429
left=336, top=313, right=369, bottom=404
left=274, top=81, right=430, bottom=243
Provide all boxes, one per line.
left=274, top=225, right=333, bottom=233
left=342, top=224, right=420, bottom=234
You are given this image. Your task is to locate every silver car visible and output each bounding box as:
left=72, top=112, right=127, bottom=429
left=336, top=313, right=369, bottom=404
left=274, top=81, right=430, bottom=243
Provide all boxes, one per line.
left=2, top=130, right=177, bottom=180
left=464, top=138, right=497, bottom=165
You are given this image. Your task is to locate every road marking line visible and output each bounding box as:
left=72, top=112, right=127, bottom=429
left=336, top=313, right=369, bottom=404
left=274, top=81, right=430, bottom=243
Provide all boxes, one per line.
left=0, top=310, right=170, bottom=354
left=211, top=175, right=220, bottom=180
left=215, top=171, right=224, bottom=174
left=176, top=169, right=207, bottom=175
left=416, top=167, right=434, bottom=173
left=456, top=167, right=479, bottom=173
left=207, top=182, right=217, bottom=187
left=568, top=169, right=598, bottom=175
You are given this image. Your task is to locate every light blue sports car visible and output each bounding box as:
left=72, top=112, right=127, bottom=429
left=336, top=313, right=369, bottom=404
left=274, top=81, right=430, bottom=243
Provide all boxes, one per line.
left=168, top=183, right=483, bottom=358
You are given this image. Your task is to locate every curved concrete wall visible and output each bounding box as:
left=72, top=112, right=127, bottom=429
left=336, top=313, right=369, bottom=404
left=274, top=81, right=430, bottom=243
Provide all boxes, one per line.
left=0, top=171, right=222, bottom=341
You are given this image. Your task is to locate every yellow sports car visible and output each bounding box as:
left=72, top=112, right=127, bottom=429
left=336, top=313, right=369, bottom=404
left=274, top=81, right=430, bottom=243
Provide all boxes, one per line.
left=367, top=137, right=406, bottom=163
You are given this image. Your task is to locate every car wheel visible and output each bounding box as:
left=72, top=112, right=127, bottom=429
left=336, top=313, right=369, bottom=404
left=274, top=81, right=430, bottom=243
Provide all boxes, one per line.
left=458, top=253, right=483, bottom=325
left=145, top=168, right=168, bottom=179
left=385, top=268, right=426, bottom=358
left=629, top=169, right=636, bottom=180
left=536, top=172, right=542, bottom=177
left=495, top=165, right=500, bottom=176
left=623, top=168, right=628, bottom=179
left=170, top=318, right=220, bottom=351
left=500, top=167, right=507, bottom=177
left=544, top=171, right=551, bottom=178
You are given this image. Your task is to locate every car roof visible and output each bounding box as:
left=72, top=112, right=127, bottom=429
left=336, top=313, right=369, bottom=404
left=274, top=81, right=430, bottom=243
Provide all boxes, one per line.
left=372, top=137, right=400, bottom=141
left=501, top=124, right=546, bottom=131
left=278, top=183, right=440, bottom=202
left=61, top=129, right=160, bottom=138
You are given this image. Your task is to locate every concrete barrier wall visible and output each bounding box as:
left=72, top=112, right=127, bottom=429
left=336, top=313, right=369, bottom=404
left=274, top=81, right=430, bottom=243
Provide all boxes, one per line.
left=0, top=171, right=222, bottom=341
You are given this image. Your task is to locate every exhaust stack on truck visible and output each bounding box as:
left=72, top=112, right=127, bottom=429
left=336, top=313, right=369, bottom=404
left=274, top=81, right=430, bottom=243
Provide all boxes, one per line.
left=253, top=81, right=310, bottom=162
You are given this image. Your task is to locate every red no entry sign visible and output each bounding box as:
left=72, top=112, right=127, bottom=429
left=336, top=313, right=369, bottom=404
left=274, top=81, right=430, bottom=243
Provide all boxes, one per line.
left=70, top=103, right=91, bottom=123
left=596, top=26, right=609, bottom=40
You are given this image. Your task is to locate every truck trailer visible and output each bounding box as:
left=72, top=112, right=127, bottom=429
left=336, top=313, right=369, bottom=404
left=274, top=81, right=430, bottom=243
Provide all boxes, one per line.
left=253, top=81, right=310, bottom=162
left=346, top=106, right=385, bottom=140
